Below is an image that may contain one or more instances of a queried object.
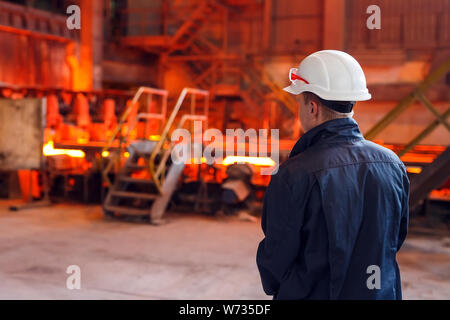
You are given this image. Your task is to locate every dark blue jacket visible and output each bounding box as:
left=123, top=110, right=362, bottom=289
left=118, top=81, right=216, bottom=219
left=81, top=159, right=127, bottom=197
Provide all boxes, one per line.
left=256, top=118, right=409, bottom=300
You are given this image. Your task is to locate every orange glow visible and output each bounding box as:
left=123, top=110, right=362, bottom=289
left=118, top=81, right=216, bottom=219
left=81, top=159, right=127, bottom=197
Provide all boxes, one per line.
left=413, top=145, right=447, bottom=152
left=222, top=156, right=276, bottom=167
left=77, top=137, right=89, bottom=144
left=124, top=152, right=130, bottom=158
left=191, top=157, right=207, bottom=164
left=400, top=154, right=435, bottom=163
left=149, top=135, right=161, bottom=141
left=406, top=166, right=422, bottom=174
left=43, top=141, right=85, bottom=158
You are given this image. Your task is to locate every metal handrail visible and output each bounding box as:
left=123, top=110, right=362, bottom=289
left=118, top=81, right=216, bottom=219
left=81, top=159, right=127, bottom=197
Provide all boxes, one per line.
left=125, top=113, right=166, bottom=138
left=153, top=114, right=207, bottom=180
left=101, top=87, right=168, bottom=186
left=149, top=88, right=209, bottom=193
left=365, top=57, right=450, bottom=140
left=364, top=57, right=450, bottom=157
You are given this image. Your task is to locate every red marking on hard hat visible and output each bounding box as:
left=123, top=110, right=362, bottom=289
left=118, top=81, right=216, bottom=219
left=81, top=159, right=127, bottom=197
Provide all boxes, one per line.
left=290, top=73, right=309, bottom=84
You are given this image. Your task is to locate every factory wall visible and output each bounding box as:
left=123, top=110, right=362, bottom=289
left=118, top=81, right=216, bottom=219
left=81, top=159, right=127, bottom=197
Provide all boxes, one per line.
left=0, top=31, right=70, bottom=88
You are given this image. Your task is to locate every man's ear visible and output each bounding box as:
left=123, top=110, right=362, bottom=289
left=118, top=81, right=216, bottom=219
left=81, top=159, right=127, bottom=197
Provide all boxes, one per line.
left=310, top=100, right=319, bottom=117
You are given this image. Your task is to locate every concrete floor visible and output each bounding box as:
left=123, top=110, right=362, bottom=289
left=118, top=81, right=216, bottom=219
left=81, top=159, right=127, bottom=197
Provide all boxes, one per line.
left=0, top=200, right=448, bottom=300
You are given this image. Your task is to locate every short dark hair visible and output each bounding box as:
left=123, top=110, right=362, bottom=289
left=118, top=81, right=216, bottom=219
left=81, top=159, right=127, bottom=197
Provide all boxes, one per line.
left=302, top=92, right=355, bottom=113
left=303, top=92, right=322, bottom=106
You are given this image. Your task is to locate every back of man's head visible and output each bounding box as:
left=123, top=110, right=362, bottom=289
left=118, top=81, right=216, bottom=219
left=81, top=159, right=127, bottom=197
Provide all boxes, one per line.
left=302, top=91, right=354, bottom=122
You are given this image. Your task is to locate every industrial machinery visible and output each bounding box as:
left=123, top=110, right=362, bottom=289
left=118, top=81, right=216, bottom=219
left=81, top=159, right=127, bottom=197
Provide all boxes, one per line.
left=220, top=163, right=255, bottom=216
left=101, top=87, right=209, bottom=224
left=0, top=79, right=447, bottom=226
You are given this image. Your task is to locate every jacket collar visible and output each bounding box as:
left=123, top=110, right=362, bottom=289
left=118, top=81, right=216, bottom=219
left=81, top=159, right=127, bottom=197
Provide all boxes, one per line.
left=289, top=118, right=364, bottom=158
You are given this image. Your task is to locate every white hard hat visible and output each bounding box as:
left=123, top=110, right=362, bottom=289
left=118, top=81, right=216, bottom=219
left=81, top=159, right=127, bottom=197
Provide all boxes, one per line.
left=283, top=50, right=371, bottom=101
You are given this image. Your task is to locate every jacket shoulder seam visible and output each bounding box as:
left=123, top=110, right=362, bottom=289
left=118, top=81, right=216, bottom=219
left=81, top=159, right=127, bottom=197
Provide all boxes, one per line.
left=311, top=159, right=404, bottom=174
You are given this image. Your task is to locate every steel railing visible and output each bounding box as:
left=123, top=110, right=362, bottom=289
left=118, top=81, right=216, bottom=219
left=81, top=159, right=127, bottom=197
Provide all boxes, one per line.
left=149, top=88, right=209, bottom=193
left=365, top=57, right=450, bottom=157
left=101, top=87, right=168, bottom=186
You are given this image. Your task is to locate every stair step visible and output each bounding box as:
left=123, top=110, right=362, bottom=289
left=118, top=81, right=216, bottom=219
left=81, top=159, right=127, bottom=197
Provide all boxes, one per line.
left=104, top=205, right=150, bottom=216
left=110, top=190, right=158, bottom=200
left=119, top=176, right=154, bottom=184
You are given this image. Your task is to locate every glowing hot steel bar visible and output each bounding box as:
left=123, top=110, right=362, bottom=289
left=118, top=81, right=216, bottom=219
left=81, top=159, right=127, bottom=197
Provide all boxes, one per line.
left=222, top=156, right=276, bottom=167
left=43, top=141, right=85, bottom=158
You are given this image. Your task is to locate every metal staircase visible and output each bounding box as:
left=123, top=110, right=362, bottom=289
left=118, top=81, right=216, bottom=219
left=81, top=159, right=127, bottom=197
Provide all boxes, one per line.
left=167, top=0, right=218, bottom=54
left=248, top=60, right=298, bottom=115
left=213, top=60, right=298, bottom=116
left=103, top=140, right=161, bottom=218
left=102, top=139, right=185, bottom=224
left=119, top=0, right=220, bottom=54
left=102, top=87, right=209, bottom=224
left=119, top=0, right=296, bottom=121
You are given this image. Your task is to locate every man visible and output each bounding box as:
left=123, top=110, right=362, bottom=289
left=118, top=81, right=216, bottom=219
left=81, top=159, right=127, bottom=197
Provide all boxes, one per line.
left=256, top=50, right=409, bottom=300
